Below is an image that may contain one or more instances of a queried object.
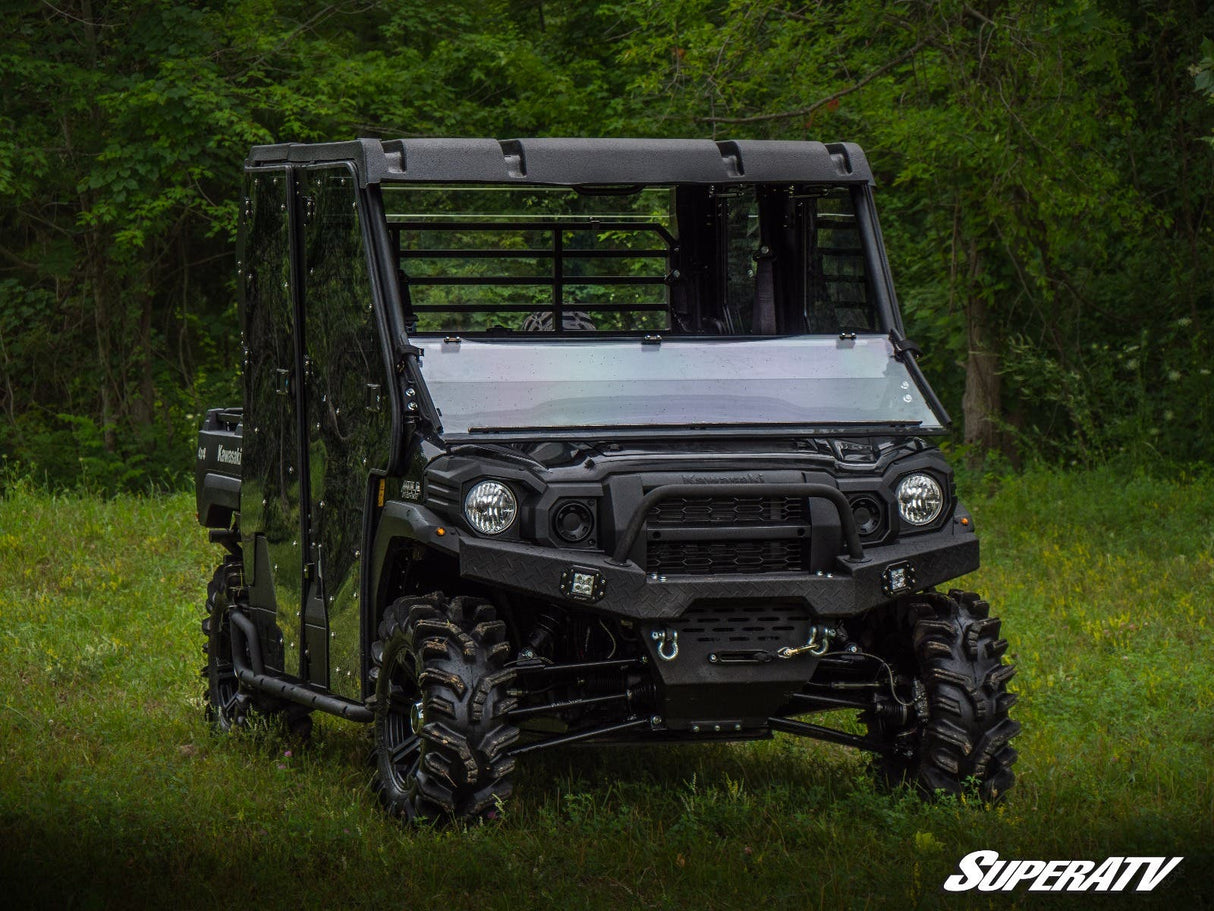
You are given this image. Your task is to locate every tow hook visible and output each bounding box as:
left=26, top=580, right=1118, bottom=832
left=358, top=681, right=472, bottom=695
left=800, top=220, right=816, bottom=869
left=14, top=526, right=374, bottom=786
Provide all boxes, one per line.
left=651, top=627, right=679, bottom=661
left=776, top=625, right=838, bottom=659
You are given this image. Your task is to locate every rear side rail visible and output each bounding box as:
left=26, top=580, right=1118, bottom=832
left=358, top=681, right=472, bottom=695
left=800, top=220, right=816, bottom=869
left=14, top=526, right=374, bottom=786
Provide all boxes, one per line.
left=608, top=482, right=866, bottom=565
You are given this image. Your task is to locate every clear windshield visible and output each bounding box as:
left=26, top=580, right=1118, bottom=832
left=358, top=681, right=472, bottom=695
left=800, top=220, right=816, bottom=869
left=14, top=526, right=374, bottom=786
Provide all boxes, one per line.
left=416, top=335, right=942, bottom=436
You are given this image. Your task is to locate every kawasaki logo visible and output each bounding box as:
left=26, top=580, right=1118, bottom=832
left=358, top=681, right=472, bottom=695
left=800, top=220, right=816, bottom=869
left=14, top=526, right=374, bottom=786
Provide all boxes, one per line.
left=216, top=444, right=242, bottom=467
left=943, top=851, right=1182, bottom=893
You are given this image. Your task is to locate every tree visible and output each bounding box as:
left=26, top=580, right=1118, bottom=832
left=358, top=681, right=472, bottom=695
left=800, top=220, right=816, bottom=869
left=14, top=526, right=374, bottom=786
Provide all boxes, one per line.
left=611, top=0, right=1214, bottom=464
left=0, top=0, right=651, bottom=489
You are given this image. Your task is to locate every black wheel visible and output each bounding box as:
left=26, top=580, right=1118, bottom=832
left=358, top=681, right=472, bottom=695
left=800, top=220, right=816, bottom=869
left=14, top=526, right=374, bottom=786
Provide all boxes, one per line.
left=201, top=561, right=252, bottom=731
left=371, top=592, right=519, bottom=824
left=861, top=589, right=1020, bottom=802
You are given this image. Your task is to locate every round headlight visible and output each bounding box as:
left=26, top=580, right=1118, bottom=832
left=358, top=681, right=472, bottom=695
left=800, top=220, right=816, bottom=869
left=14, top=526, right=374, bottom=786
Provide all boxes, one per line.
left=896, top=473, right=944, bottom=526
left=464, top=480, right=518, bottom=535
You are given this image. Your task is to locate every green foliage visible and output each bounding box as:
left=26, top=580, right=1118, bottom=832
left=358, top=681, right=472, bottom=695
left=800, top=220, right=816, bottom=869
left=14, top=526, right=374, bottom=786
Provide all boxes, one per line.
left=0, top=0, right=657, bottom=491
left=1003, top=320, right=1212, bottom=466
left=1, top=1, right=1213, bottom=487
left=1, top=473, right=1212, bottom=906
left=611, top=0, right=1214, bottom=466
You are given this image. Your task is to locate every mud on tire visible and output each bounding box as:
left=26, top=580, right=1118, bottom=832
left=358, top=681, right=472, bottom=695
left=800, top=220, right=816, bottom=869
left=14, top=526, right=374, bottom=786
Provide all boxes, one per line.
left=371, top=592, right=518, bottom=823
left=862, top=589, right=1020, bottom=802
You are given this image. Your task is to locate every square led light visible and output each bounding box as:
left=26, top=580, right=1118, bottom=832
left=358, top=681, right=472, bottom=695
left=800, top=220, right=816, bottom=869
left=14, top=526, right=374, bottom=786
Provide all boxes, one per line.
left=882, top=561, right=917, bottom=596
left=560, top=567, right=607, bottom=602
left=571, top=573, right=596, bottom=598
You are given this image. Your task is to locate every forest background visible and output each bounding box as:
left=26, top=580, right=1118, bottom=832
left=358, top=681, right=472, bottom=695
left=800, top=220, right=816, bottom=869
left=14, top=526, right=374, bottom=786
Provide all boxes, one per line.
left=2, top=0, right=1212, bottom=492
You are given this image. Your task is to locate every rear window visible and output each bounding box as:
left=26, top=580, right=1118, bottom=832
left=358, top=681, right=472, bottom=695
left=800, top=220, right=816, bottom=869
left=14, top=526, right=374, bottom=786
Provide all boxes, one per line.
left=382, top=183, right=877, bottom=337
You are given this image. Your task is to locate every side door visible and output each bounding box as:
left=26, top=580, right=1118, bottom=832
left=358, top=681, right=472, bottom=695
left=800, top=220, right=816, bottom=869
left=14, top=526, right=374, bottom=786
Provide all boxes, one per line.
left=238, top=168, right=302, bottom=676
left=298, top=165, right=393, bottom=698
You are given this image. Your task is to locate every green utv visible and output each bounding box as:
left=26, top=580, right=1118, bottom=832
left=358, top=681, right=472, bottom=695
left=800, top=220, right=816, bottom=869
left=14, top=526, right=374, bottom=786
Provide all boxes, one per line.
left=195, top=138, right=1020, bottom=823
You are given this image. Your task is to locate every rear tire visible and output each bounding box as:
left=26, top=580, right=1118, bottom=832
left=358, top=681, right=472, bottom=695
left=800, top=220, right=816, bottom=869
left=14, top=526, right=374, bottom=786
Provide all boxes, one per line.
left=201, top=561, right=252, bottom=731
left=371, top=592, right=518, bottom=823
left=862, top=589, right=1020, bottom=802
left=202, top=560, right=290, bottom=733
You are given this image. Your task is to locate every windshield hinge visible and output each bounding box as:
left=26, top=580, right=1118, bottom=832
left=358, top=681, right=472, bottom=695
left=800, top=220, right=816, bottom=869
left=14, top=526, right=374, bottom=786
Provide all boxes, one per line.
left=891, top=335, right=922, bottom=361
left=395, top=345, right=424, bottom=376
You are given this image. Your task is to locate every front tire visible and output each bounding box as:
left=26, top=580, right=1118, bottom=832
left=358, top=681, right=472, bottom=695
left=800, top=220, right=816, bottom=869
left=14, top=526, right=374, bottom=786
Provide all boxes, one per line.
left=862, top=589, right=1020, bottom=802
left=371, top=592, right=519, bottom=823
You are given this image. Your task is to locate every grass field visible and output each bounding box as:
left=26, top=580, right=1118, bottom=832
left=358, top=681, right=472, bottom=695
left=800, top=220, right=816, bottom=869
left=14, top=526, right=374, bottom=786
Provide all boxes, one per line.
left=1, top=468, right=1212, bottom=909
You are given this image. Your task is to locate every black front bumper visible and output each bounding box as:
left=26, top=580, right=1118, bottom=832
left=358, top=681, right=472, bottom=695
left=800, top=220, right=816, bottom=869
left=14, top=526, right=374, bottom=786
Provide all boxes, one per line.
left=381, top=499, right=978, bottom=729
left=392, top=498, right=978, bottom=620
left=459, top=528, right=977, bottom=620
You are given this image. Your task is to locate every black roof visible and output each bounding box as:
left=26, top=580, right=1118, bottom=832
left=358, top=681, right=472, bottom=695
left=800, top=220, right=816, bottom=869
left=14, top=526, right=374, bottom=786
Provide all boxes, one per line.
left=246, top=137, right=873, bottom=186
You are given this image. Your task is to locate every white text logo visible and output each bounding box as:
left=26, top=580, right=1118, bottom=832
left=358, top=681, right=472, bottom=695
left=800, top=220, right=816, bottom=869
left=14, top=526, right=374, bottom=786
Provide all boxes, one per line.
left=943, top=850, right=1182, bottom=893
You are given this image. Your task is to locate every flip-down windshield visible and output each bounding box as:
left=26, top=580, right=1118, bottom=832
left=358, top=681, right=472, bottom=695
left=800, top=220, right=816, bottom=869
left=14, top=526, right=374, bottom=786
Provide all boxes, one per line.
left=384, top=181, right=945, bottom=436
left=416, top=336, right=942, bottom=436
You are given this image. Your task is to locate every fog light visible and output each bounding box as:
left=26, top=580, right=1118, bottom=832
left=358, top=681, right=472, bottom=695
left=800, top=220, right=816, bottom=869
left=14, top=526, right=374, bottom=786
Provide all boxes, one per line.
left=553, top=500, right=594, bottom=544
left=560, top=567, right=606, bottom=602
left=882, top=561, right=917, bottom=596
left=849, top=495, right=883, bottom=537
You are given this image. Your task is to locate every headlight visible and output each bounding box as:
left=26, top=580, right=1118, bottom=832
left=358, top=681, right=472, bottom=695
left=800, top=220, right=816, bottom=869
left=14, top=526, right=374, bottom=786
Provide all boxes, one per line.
left=464, top=480, right=518, bottom=535
left=896, top=473, right=944, bottom=526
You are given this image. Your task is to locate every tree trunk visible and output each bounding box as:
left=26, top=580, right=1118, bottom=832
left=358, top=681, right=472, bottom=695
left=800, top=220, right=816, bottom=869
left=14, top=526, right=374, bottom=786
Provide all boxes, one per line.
left=93, top=279, right=116, bottom=453
left=131, top=287, right=155, bottom=427
left=962, top=278, right=1002, bottom=460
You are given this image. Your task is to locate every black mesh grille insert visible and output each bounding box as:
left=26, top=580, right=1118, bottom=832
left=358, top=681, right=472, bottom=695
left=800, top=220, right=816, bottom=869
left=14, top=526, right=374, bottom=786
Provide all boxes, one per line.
left=649, top=495, right=807, bottom=527
left=674, top=602, right=811, bottom=645
left=647, top=540, right=805, bottom=575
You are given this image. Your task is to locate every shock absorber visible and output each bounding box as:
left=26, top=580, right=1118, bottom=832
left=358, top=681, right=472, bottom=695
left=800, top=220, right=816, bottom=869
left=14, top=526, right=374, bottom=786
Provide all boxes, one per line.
left=625, top=679, right=656, bottom=714
left=523, top=608, right=563, bottom=659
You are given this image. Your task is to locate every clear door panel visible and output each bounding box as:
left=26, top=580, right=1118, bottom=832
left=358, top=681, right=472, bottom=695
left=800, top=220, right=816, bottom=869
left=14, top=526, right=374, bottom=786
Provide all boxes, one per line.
left=239, top=170, right=300, bottom=676
left=301, top=166, right=391, bottom=698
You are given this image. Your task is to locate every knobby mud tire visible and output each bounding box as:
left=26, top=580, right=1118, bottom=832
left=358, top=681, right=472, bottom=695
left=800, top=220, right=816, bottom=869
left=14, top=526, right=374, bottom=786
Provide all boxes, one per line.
left=371, top=592, right=518, bottom=824
left=201, top=560, right=295, bottom=734
left=201, top=561, right=252, bottom=732
left=863, top=589, right=1020, bottom=802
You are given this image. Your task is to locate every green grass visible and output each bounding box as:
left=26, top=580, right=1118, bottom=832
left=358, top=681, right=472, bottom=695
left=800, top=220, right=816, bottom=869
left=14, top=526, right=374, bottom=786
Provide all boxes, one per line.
left=1, top=468, right=1212, bottom=909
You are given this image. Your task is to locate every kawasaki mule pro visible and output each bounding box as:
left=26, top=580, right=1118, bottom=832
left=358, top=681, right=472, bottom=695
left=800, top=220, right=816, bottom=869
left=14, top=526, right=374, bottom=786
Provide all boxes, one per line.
left=195, top=137, right=1019, bottom=823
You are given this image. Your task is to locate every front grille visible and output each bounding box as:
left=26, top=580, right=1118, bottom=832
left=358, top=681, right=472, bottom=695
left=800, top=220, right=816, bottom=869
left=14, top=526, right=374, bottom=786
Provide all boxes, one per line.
left=649, top=495, right=806, bottom=527
left=647, top=540, right=805, bottom=575
left=674, top=602, right=811, bottom=646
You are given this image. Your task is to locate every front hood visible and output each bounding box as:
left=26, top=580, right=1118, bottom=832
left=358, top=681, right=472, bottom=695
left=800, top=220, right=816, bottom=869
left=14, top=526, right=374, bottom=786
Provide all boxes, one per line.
left=437, top=435, right=933, bottom=485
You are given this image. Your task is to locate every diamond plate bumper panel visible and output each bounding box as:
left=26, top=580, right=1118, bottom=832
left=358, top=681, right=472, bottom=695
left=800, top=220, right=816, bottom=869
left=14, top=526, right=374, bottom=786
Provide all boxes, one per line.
left=457, top=525, right=978, bottom=621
